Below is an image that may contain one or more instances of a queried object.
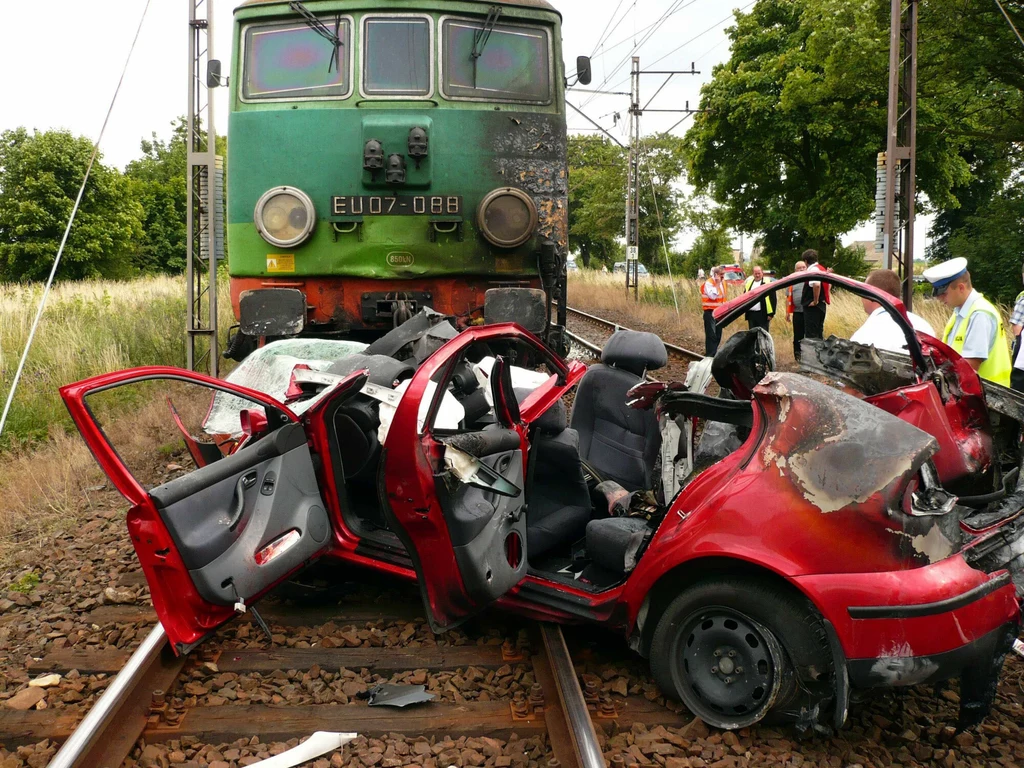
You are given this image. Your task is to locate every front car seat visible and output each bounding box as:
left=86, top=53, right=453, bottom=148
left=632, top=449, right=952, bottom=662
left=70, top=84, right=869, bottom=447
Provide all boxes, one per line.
left=525, top=400, right=592, bottom=560
left=569, top=330, right=668, bottom=492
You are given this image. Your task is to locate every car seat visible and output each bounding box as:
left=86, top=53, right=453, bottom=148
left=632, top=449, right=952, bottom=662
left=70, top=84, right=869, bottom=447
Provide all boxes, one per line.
left=569, top=330, right=668, bottom=491
left=710, top=328, right=775, bottom=400
left=525, top=400, right=593, bottom=560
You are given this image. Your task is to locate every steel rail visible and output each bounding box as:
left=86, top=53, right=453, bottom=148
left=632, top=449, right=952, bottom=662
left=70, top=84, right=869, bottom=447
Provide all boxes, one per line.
left=563, top=305, right=703, bottom=361
left=48, top=623, right=185, bottom=768
left=534, top=624, right=606, bottom=768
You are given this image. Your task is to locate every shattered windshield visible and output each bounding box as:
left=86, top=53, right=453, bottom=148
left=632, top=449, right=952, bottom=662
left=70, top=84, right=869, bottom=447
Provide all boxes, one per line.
left=243, top=19, right=350, bottom=100
left=443, top=19, right=550, bottom=102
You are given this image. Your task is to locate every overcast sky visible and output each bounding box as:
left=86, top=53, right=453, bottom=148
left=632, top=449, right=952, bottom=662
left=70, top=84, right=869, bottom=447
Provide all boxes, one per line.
left=0, top=0, right=925, bottom=258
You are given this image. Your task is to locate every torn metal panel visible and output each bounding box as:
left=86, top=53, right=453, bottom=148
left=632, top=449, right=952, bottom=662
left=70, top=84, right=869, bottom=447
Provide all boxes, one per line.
left=799, top=337, right=918, bottom=395
left=981, top=379, right=1024, bottom=423
left=365, top=683, right=436, bottom=708
left=755, top=373, right=938, bottom=515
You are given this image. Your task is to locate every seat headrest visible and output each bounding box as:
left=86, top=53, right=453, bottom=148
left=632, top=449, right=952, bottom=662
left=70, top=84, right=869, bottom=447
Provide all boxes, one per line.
left=601, top=330, right=668, bottom=376
left=711, top=328, right=775, bottom=399
left=533, top=399, right=567, bottom=435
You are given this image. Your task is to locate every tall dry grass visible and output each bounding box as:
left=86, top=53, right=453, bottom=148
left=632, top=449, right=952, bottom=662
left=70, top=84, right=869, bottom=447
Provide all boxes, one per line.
left=0, top=276, right=233, bottom=447
left=0, top=276, right=234, bottom=555
left=568, top=270, right=953, bottom=366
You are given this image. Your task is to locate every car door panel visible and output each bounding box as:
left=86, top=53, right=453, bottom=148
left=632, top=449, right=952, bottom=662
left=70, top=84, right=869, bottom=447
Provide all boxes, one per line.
left=151, top=422, right=330, bottom=605
left=440, top=448, right=526, bottom=606
left=382, top=325, right=575, bottom=631
left=59, top=365, right=344, bottom=653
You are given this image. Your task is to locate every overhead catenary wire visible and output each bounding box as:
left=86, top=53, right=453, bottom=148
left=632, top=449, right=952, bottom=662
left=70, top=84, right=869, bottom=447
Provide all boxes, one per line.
left=583, top=0, right=701, bottom=106
left=0, top=0, right=155, bottom=441
left=995, top=0, right=1024, bottom=50
left=589, top=0, right=631, bottom=58
left=603, top=2, right=755, bottom=93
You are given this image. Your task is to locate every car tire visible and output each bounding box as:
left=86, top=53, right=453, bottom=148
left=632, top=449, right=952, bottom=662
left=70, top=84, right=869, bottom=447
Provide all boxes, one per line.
left=649, top=576, right=832, bottom=730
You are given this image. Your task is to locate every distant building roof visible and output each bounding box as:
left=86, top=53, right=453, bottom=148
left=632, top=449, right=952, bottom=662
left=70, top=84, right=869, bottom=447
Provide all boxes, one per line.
left=851, top=240, right=883, bottom=264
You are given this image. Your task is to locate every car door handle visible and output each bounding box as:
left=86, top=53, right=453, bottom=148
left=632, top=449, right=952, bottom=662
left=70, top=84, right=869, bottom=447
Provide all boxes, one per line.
left=228, top=471, right=258, bottom=531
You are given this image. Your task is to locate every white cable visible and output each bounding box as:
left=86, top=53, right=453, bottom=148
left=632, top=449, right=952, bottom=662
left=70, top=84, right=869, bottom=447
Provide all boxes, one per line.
left=995, top=0, right=1024, bottom=50
left=639, top=138, right=681, bottom=315
left=0, top=0, right=155, bottom=440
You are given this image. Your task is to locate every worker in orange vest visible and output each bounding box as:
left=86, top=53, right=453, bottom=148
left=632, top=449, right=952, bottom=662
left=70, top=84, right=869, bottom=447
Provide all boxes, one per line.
left=701, top=265, right=727, bottom=356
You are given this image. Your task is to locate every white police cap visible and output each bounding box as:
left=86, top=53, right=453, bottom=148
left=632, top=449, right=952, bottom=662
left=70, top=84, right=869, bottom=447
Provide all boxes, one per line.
left=922, top=257, right=968, bottom=296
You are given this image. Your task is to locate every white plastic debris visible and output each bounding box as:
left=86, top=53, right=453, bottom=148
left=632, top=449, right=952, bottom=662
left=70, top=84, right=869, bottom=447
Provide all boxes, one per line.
left=472, top=356, right=551, bottom=407
left=1013, top=638, right=1024, bottom=659
left=377, top=379, right=465, bottom=445
left=243, top=731, right=356, bottom=767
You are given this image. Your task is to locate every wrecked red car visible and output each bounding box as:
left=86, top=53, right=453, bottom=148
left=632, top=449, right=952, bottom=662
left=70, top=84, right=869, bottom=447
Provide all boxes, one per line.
left=60, top=276, right=1024, bottom=733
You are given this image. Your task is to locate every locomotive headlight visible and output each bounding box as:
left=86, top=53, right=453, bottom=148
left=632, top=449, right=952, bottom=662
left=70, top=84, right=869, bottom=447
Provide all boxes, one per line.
left=254, top=187, right=316, bottom=248
left=476, top=188, right=538, bottom=249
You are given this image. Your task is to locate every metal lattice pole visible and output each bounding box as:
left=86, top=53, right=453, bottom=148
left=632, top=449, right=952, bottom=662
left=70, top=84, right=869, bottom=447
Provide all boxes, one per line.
left=186, top=0, right=219, bottom=376
left=882, top=0, right=918, bottom=310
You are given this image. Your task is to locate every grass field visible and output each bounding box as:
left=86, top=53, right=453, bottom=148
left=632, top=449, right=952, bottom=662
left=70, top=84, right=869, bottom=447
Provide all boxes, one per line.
left=0, top=276, right=234, bottom=550
left=568, top=270, right=953, bottom=365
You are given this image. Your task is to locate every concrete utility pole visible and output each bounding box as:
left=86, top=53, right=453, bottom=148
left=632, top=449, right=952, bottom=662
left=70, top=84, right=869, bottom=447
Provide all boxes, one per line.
left=625, top=57, right=641, bottom=299
left=881, top=0, right=918, bottom=309
left=187, top=0, right=221, bottom=376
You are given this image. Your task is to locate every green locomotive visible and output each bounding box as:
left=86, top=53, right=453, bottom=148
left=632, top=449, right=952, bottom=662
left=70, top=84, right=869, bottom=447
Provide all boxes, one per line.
left=226, top=0, right=584, bottom=354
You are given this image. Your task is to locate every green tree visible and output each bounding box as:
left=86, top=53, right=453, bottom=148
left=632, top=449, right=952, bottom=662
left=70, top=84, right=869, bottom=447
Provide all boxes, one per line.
left=125, top=118, right=189, bottom=274
left=685, top=230, right=733, bottom=277
left=685, top=0, right=975, bottom=274
left=567, top=135, right=624, bottom=268
left=125, top=118, right=228, bottom=275
left=567, top=133, right=688, bottom=270
left=0, top=128, right=143, bottom=282
left=681, top=198, right=732, bottom=276
left=942, top=181, right=1024, bottom=304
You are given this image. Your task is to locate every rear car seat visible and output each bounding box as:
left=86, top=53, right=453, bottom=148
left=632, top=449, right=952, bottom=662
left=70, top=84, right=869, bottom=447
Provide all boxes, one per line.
left=569, top=330, right=668, bottom=491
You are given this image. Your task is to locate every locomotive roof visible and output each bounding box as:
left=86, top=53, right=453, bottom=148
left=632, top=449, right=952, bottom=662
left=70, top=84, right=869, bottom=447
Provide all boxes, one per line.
left=235, top=1, right=560, bottom=15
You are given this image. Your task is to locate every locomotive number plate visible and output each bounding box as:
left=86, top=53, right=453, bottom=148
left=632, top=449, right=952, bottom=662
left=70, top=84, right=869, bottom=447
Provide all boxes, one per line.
left=331, top=195, right=462, bottom=216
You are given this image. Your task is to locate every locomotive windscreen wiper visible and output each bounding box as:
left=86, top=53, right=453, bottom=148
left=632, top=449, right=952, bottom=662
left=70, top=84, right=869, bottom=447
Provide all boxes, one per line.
left=470, top=6, right=503, bottom=87
left=288, top=1, right=344, bottom=73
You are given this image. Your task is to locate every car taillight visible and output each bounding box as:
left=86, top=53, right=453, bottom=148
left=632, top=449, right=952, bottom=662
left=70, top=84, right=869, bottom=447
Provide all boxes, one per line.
left=240, top=408, right=268, bottom=437
left=255, top=529, right=301, bottom=566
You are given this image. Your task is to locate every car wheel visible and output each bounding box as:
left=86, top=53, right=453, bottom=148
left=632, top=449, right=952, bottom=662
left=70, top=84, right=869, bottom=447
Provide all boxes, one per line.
left=649, top=577, right=831, bottom=730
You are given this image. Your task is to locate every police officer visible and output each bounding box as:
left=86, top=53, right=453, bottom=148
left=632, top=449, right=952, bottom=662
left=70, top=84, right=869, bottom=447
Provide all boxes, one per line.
left=922, top=257, right=1011, bottom=386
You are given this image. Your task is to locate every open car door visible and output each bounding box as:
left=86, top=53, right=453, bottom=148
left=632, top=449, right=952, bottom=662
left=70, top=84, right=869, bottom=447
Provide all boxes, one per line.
left=382, top=324, right=584, bottom=631
left=60, top=366, right=354, bottom=654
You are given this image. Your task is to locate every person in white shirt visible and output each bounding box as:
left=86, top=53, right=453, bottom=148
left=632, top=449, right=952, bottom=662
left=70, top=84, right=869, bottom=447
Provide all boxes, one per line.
left=850, top=269, right=935, bottom=353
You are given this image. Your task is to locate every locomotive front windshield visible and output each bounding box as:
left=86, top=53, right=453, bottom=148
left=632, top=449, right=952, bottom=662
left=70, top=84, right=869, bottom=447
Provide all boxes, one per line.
left=242, top=20, right=351, bottom=99
left=363, top=17, right=431, bottom=95
left=241, top=14, right=552, bottom=104
left=442, top=20, right=550, bottom=103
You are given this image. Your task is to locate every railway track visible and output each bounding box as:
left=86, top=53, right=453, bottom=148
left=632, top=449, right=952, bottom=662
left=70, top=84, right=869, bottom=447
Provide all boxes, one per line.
left=562, top=306, right=703, bottom=362
left=1, top=596, right=690, bottom=768
left=0, top=311, right=704, bottom=768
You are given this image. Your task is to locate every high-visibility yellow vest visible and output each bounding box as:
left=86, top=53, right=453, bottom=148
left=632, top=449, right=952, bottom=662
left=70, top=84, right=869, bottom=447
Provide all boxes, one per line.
left=942, top=292, right=1011, bottom=386
left=743, top=276, right=774, bottom=314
